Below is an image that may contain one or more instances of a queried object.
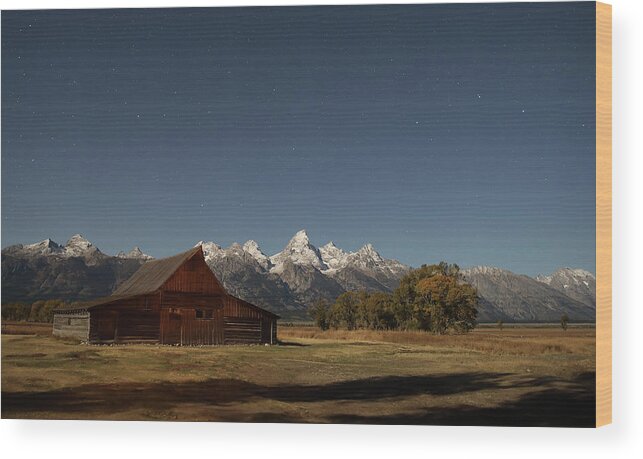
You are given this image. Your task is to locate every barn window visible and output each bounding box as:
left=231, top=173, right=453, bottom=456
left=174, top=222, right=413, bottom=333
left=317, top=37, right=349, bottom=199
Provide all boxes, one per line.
left=195, top=309, right=213, bottom=320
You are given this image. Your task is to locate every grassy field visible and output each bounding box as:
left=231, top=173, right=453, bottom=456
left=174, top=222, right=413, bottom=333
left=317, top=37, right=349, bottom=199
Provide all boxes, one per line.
left=1, top=323, right=596, bottom=426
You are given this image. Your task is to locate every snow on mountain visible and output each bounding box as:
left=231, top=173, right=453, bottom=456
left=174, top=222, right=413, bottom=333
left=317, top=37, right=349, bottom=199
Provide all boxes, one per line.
left=63, top=234, right=99, bottom=257
left=3, top=234, right=103, bottom=259
left=196, top=241, right=225, bottom=263
left=345, top=243, right=409, bottom=277
left=270, top=230, right=326, bottom=272
left=319, top=242, right=349, bottom=271
left=461, top=265, right=595, bottom=322
left=242, top=240, right=272, bottom=270
left=117, top=246, right=154, bottom=260
left=536, top=267, right=596, bottom=309
left=2, top=231, right=598, bottom=322
left=22, top=238, right=64, bottom=256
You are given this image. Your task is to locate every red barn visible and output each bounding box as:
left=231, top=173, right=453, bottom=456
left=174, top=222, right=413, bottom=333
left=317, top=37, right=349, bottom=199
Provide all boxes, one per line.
left=53, top=246, right=278, bottom=345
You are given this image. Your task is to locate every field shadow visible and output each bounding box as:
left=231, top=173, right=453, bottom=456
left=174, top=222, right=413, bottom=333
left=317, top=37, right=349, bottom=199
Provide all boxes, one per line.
left=1, top=371, right=595, bottom=427
left=328, top=372, right=596, bottom=427
left=276, top=340, right=310, bottom=347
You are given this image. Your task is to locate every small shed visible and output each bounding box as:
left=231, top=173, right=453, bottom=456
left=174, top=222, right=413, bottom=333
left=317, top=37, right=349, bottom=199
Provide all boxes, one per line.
left=53, top=246, right=279, bottom=345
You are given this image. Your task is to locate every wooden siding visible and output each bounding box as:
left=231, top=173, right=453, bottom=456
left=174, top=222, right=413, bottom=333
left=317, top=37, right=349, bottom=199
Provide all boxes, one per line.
left=223, top=317, right=262, bottom=344
left=88, top=294, right=160, bottom=343
left=53, top=311, right=90, bottom=340
left=223, top=296, right=277, bottom=344
left=224, top=296, right=265, bottom=319
left=160, top=307, right=224, bottom=345
left=161, top=292, right=224, bottom=309
left=261, top=318, right=277, bottom=345
left=161, top=254, right=225, bottom=295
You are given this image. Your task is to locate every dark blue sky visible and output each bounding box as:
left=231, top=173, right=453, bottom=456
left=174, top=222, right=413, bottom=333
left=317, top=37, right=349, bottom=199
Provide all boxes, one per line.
left=1, top=3, right=596, bottom=276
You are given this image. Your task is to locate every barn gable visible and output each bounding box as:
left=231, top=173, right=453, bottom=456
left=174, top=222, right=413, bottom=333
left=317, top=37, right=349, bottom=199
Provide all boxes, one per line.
left=161, top=248, right=225, bottom=295
left=112, top=246, right=221, bottom=296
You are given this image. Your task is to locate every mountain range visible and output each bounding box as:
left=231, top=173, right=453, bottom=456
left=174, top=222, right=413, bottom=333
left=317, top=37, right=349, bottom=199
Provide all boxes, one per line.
left=1, top=231, right=596, bottom=322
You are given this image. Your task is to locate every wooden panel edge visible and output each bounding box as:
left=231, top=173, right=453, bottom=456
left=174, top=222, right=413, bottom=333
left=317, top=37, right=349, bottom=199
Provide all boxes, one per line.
left=595, top=1, right=612, bottom=428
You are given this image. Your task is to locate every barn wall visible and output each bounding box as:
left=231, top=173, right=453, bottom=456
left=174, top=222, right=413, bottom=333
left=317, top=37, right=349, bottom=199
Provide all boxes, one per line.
left=162, top=255, right=225, bottom=295
left=160, top=307, right=224, bottom=345
left=261, top=318, right=277, bottom=345
left=53, top=311, right=90, bottom=340
left=159, top=292, right=224, bottom=345
left=223, top=296, right=277, bottom=344
left=88, top=294, right=160, bottom=343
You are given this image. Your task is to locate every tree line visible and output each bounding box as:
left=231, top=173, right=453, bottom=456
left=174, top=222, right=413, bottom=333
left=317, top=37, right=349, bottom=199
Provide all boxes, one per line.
left=310, top=262, right=479, bottom=334
left=1, top=300, right=68, bottom=323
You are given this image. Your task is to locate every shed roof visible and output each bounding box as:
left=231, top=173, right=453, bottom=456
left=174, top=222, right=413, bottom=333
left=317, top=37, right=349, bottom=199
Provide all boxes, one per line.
left=58, top=293, right=142, bottom=312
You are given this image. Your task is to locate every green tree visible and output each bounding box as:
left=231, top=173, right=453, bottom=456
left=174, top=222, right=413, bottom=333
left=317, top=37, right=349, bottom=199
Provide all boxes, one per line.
left=330, top=291, right=360, bottom=330
left=561, top=313, right=569, bottom=331
left=357, top=292, right=397, bottom=330
left=310, top=298, right=331, bottom=331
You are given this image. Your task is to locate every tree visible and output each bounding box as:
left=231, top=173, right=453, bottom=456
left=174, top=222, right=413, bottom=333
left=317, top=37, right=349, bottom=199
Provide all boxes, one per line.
left=560, top=313, right=569, bottom=331
left=325, top=262, right=478, bottom=334
left=497, top=320, right=504, bottom=331
left=414, top=274, right=478, bottom=333
left=310, top=299, right=331, bottom=331
left=392, top=262, right=462, bottom=330
left=330, top=291, right=360, bottom=330
left=1, top=302, right=31, bottom=321
left=362, top=292, right=397, bottom=330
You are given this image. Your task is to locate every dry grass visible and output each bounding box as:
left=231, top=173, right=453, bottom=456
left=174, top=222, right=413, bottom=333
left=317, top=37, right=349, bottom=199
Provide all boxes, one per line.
left=1, top=321, right=52, bottom=336
left=1, top=325, right=596, bottom=426
left=278, top=326, right=595, bottom=356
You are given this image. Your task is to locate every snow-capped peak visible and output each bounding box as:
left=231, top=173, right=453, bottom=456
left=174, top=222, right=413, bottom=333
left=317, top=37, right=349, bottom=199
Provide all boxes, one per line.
left=64, top=234, right=100, bottom=257
left=117, top=246, right=153, bottom=260
left=23, top=238, right=63, bottom=255
left=355, top=243, right=383, bottom=262
left=270, top=229, right=326, bottom=271
left=560, top=267, right=595, bottom=279
left=536, top=267, right=596, bottom=286
left=289, top=229, right=311, bottom=246
left=66, top=234, right=92, bottom=248
left=344, top=243, right=396, bottom=272
left=243, top=240, right=271, bottom=270
left=319, top=241, right=349, bottom=270
left=196, top=241, right=225, bottom=262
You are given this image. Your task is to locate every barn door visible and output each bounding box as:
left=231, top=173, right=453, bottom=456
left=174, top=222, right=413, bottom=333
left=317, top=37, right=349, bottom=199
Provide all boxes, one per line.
left=95, top=311, right=118, bottom=342
left=160, top=309, right=182, bottom=344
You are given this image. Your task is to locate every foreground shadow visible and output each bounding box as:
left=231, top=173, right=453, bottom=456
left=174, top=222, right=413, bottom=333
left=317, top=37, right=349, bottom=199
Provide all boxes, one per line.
left=2, top=371, right=595, bottom=427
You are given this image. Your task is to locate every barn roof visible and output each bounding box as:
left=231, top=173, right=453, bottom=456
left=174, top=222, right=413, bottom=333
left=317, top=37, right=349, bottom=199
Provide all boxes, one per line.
left=57, top=293, right=143, bottom=312
left=55, top=245, right=280, bottom=319
left=112, top=246, right=202, bottom=296
left=55, top=246, right=203, bottom=312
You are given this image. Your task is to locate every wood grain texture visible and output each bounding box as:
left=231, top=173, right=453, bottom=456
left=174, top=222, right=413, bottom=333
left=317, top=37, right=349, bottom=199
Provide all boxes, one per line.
left=595, top=1, right=612, bottom=428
